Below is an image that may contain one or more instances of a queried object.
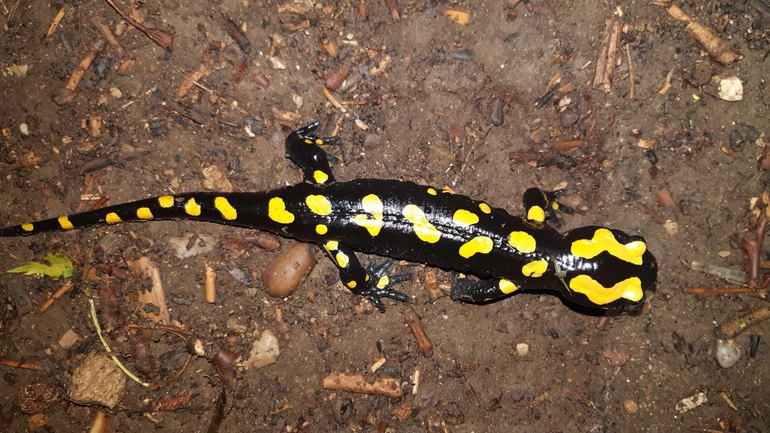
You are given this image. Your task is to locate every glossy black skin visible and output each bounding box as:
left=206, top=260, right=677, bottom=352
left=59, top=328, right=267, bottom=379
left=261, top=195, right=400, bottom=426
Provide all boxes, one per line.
left=0, top=123, right=658, bottom=312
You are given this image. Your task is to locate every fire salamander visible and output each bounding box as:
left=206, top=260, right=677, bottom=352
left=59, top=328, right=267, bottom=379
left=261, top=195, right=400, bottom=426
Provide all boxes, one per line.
left=0, top=122, right=657, bottom=312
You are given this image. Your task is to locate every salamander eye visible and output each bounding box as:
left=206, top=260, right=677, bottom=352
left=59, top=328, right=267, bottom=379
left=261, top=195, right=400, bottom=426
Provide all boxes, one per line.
left=424, top=207, right=432, bottom=214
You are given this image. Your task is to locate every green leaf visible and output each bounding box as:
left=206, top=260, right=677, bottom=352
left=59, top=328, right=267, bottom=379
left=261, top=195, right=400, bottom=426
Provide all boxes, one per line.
left=7, top=253, right=74, bottom=279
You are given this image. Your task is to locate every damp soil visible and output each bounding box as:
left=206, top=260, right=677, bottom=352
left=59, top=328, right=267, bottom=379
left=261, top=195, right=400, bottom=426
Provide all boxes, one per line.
left=1, top=0, right=770, bottom=432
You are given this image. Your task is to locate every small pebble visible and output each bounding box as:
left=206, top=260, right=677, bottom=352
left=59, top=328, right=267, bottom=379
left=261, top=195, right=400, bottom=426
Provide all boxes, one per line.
left=516, top=343, right=529, bottom=356
left=623, top=399, right=639, bottom=414
left=19, top=123, right=29, bottom=135
left=715, top=339, right=741, bottom=368
left=560, top=110, right=579, bottom=128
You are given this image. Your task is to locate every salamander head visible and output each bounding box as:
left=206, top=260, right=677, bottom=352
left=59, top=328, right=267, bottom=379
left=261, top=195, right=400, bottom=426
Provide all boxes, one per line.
left=561, top=226, right=658, bottom=311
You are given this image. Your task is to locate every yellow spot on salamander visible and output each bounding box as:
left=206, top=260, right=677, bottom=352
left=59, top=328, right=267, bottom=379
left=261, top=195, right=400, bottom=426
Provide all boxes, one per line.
left=522, top=259, right=548, bottom=277
left=478, top=203, right=491, bottom=214
left=571, top=228, right=646, bottom=265
left=268, top=197, right=294, bottom=224
left=458, top=236, right=493, bottom=258
left=508, top=231, right=536, bottom=254
left=21, top=223, right=34, bottom=232
left=377, top=275, right=389, bottom=289
left=185, top=198, right=201, bottom=216
left=304, top=139, right=313, bottom=144
left=325, top=240, right=339, bottom=251
left=137, top=208, right=153, bottom=220
left=402, top=204, right=441, bottom=243
left=335, top=251, right=349, bottom=268
left=314, top=138, right=324, bottom=145
left=214, top=197, right=237, bottom=220
left=58, top=216, right=74, bottom=229
left=105, top=212, right=122, bottom=224
left=316, top=224, right=328, bottom=235
left=347, top=280, right=357, bottom=289
left=527, top=206, right=545, bottom=223
left=499, top=279, right=518, bottom=294
left=442, top=189, right=455, bottom=194
left=306, top=195, right=332, bottom=216
left=427, top=188, right=437, bottom=196
left=452, top=209, right=479, bottom=226
left=313, top=170, right=329, bottom=185
left=353, top=194, right=384, bottom=237
left=568, top=274, right=643, bottom=305
left=158, top=195, right=174, bottom=208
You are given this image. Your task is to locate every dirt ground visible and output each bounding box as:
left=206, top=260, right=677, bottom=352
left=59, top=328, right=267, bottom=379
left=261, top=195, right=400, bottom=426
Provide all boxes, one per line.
left=1, top=0, right=769, bottom=431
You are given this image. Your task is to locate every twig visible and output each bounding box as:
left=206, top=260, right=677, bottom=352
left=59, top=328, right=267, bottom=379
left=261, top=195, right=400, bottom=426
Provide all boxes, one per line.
left=53, top=39, right=106, bottom=105
left=0, top=358, right=42, bottom=370
left=719, top=307, right=770, bottom=337
left=593, top=19, right=621, bottom=92
left=322, top=372, right=403, bottom=397
left=625, top=44, right=634, bottom=99
left=683, top=287, right=763, bottom=296
left=39, top=282, right=74, bottom=313
left=104, top=0, right=173, bottom=48
left=404, top=308, right=433, bottom=357
left=91, top=16, right=124, bottom=57
left=741, top=213, right=768, bottom=288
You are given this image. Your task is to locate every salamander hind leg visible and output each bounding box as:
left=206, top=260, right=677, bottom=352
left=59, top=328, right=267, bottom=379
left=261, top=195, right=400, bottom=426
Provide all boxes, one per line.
left=285, top=121, right=339, bottom=186
left=450, top=274, right=520, bottom=303
left=322, top=240, right=411, bottom=312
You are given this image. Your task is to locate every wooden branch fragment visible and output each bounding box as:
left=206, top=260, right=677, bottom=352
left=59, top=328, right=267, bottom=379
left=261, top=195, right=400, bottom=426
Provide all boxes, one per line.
left=625, top=44, right=634, bottom=99
left=46, top=6, right=65, bottom=38
left=323, top=373, right=403, bottom=398
left=104, top=0, right=173, bottom=48
left=592, top=19, right=621, bottom=93
left=88, top=411, right=112, bottom=433
left=177, top=65, right=212, bottom=99
left=205, top=265, right=216, bottom=304
left=683, top=287, right=757, bottom=296
left=404, top=308, right=433, bottom=357
left=0, top=358, right=43, bottom=370
left=222, top=17, right=250, bottom=53
left=39, top=282, right=74, bottom=313
left=664, top=4, right=743, bottom=64
left=53, top=39, right=106, bottom=105
left=719, top=307, right=770, bottom=338
left=81, top=148, right=150, bottom=174
left=91, top=17, right=124, bottom=57
left=128, top=257, right=170, bottom=324
left=741, top=213, right=768, bottom=288
left=552, top=140, right=583, bottom=151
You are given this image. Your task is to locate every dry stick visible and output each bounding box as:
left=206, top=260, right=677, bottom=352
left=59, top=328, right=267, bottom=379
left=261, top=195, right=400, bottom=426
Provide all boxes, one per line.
left=683, top=287, right=765, bottom=296
left=0, top=358, right=42, bottom=370
left=593, top=19, right=621, bottom=92
left=720, top=307, right=770, bottom=338
left=205, top=265, right=216, bottom=304
left=104, top=0, right=173, bottom=48
left=404, top=308, right=434, bottom=357
left=625, top=44, right=634, bottom=99
left=53, top=39, right=106, bottom=105
left=39, top=282, right=74, bottom=313
left=91, top=16, right=124, bottom=57
left=741, top=213, right=768, bottom=288
left=322, top=372, right=403, bottom=398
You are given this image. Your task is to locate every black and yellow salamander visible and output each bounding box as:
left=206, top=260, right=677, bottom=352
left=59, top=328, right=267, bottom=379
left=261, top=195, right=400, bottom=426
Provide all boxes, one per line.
left=0, top=122, right=657, bottom=312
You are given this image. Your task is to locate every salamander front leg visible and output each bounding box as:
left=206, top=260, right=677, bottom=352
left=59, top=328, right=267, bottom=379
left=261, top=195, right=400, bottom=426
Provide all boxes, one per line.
left=522, top=188, right=574, bottom=227
left=450, top=274, right=519, bottom=303
left=323, top=240, right=411, bottom=312
left=285, top=121, right=339, bottom=185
